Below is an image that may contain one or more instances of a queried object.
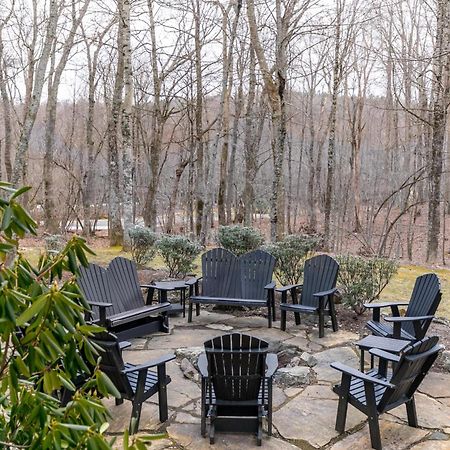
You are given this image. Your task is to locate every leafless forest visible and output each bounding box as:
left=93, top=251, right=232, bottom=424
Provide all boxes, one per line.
left=0, top=0, right=449, bottom=263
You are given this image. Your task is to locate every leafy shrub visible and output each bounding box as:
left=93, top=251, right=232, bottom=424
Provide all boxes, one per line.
left=264, top=234, right=321, bottom=285
left=218, top=225, right=264, bottom=256
left=128, top=225, right=158, bottom=265
left=0, top=183, right=119, bottom=448
left=44, top=233, right=66, bottom=252
left=156, top=235, right=201, bottom=277
left=337, top=254, right=398, bottom=315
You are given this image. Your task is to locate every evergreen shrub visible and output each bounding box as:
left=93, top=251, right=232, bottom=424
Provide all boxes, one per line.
left=218, top=225, right=263, bottom=256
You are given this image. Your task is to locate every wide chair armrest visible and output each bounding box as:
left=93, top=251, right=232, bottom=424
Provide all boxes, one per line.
left=369, top=348, right=401, bottom=363
left=119, top=341, right=132, bottom=351
left=264, top=281, right=276, bottom=290
left=198, top=352, right=208, bottom=378
left=313, top=288, right=337, bottom=298
left=364, top=301, right=409, bottom=309
left=86, top=300, right=112, bottom=324
left=363, top=301, right=409, bottom=322
left=186, top=277, right=202, bottom=286
left=122, top=354, right=176, bottom=374
left=331, top=362, right=394, bottom=388
left=276, top=284, right=302, bottom=293
left=87, top=300, right=113, bottom=308
left=186, top=277, right=202, bottom=296
left=265, top=353, right=278, bottom=378
left=384, top=315, right=434, bottom=323
left=385, top=315, right=435, bottom=340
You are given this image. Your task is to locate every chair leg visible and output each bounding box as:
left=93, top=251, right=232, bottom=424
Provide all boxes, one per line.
left=201, top=379, right=207, bottom=437
left=129, top=401, right=142, bottom=435
left=318, top=309, right=325, bottom=338
left=196, top=303, right=200, bottom=316
left=257, top=408, right=263, bottom=446
left=367, top=412, right=381, bottom=450
left=335, top=374, right=351, bottom=433
left=280, top=309, right=286, bottom=331
left=329, top=298, right=338, bottom=332
left=157, top=366, right=169, bottom=422
left=406, top=397, right=418, bottom=427
left=181, top=289, right=186, bottom=318
left=268, top=304, right=272, bottom=328
left=162, top=313, right=169, bottom=333
left=272, top=293, right=276, bottom=321
left=267, top=382, right=273, bottom=436
left=290, top=289, right=301, bottom=325
left=209, top=418, right=215, bottom=445
left=365, top=382, right=382, bottom=450
left=188, top=301, right=193, bottom=322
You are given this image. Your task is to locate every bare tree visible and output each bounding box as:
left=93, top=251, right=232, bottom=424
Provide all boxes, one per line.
left=43, top=0, right=90, bottom=233
left=12, top=0, right=60, bottom=187
left=427, top=0, right=450, bottom=262
left=247, top=0, right=310, bottom=240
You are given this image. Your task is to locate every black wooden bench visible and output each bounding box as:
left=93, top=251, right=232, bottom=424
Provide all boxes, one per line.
left=187, top=248, right=276, bottom=327
left=78, top=257, right=171, bottom=340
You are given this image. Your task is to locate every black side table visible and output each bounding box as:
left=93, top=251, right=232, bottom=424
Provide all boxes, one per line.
left=147, top=281, right=188, bottom=317
left=356, top=335, right=410, bottom=371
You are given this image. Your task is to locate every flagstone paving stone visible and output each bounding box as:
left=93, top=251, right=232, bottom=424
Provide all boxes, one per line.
left=388, top=393, right=450, bottom=429
left=112, top=437, right=174, bottom=450
left=313, top=346, right=359, bottom=383
left=309, top=329, right=360, bottom=348
left=329, top=420, right=429, bottom=450
left=410, top=440, right=450, bottom=450
left=273, top=395, right=366, bottom=447
left=418, top=372, right=450, bottom=398
left=166, top=423, right=299, bottom=449
left=146, top=327, right=221, bottom=350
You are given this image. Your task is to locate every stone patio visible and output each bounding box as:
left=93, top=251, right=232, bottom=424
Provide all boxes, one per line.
left=106, top=310, right=450, bottom=449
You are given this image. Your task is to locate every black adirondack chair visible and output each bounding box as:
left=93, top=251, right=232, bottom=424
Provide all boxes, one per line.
left=198, top=333, right=278, bottom=445
left=365, top=273, right=441, bottom=341
left=278, top=254, right=339, bottom=337
left=91, top=332, right=175, bottom=434
left=78, top=257, right=171, bottom=340
left=331, top=336, right=442, bottom=450
left=188, top=249, right=276, bottom=327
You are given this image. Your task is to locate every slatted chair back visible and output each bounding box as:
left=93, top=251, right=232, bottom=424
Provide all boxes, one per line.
left=205, top=333, right=268, bottom=402
left=78, top=258, right=147, bottom=319
left=201, top=248, right=238, bottom=298
left=403, top=274, right=441, bottom=338
left=91, top=333, right=134, bottom=398
left=108, top=257, right=145, bottom=311
left=378, top=336, right=441, bottom=411
left=239, top=250, right=276, bottom=301
left=301, top=255, right=339, bottom=307
left=78, top=263, right=114, bottom=318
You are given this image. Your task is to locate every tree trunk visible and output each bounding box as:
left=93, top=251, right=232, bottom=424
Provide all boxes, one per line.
left=121, top=0, right=134, bottom=250
left=193, top=0, right=204, bottom=238
left=243, top=48, right=258, bottom=226
left=0, top=31, right=11, bottom=181
left=226, top=67, right=244, bottom=223
left=324, top=1, right=343, bottom=248
left=247, top=0, right=292, bottom=241
left=166, top=159, right=189, bottom=234
left=107, top=1, right=126, bottom=246
left=142, top=0, right=163, bottom=230
left=427, top=0, right=449, bottom=262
